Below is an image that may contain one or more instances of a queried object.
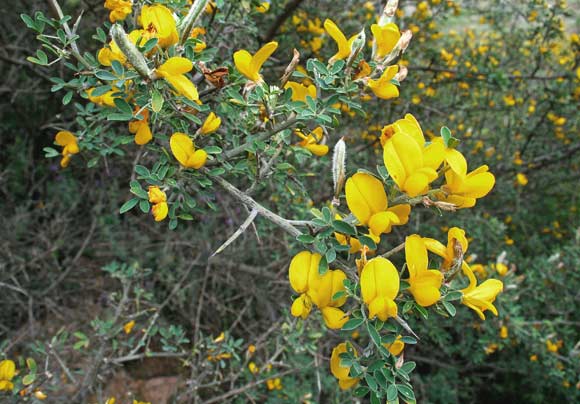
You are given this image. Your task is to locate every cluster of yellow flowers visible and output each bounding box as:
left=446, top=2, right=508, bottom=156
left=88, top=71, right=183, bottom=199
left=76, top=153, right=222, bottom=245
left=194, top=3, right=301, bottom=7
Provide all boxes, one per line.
left=287, top=115, right=500, bottom=388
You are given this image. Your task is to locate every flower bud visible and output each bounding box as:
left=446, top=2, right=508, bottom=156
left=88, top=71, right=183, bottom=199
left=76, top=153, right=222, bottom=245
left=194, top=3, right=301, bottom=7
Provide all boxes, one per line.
left=394, top=65, right=408, bottom=82
left=110, top=24, right=152, bottom=79
left=379, top=0, right=399, bottom=25
left=332, top=138, right=347, bottom=202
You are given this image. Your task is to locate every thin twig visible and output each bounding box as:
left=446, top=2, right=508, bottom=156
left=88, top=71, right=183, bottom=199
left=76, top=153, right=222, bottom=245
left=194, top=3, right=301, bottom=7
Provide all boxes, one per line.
left=210, top=208, right=259, bottom=257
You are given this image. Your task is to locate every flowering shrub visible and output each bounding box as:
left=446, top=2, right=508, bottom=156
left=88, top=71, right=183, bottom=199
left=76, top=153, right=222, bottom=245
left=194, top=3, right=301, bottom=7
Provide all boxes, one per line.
left=1, top=0, right=578, bottom=402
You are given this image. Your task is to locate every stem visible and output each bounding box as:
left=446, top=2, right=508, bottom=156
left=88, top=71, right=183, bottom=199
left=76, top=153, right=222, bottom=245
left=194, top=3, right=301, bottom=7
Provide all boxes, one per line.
left=46, top=0, right=92, bottom=69
left=179, top=0, right=210, bottom=46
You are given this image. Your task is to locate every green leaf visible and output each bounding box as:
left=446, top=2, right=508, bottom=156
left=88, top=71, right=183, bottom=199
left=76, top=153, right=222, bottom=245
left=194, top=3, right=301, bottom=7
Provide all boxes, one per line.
left=151, top=88, right=164, bottom=112
left=442, top=301, right=457, bottom=317
left=318, top=255, right=328, bottom=275
left=353, top=386, right=370, bottom=398
left=400, top=336, right=417, bottom=344
left=95, top=70, right=118, bottom=81
left=296, top=234, right=315, bottom=244
left=120, top=198, right=139, bottom=214
left=367, top=322, right=382, bottom=347
left=205, top=146, right=223, bottom=154
left=358, top=235, right=377, bottom=250
left=22, top=374, right=36, bottom=386
left=325, top=248, right=336, bottom=264
left=26, top=358, right=37, bottom=371
left=365, top=374, right=378, bottom=392
left=21, top=14, right=37, bottom=30
left=62, top=91, right=73, bottom=105
left=114, top=98, right=133, bottom=115
left=341, top=317, right=364, bottom=331
left=400, top=361, right=416, bottom=374
left=387, top=384, right=398, bottom=401
left=332, top=291, right=346, bottom=302
left=396, top=384, right=416, bottom=401
left=332, top=220, right=357, bottom=236
left=135, top=165, right=150, bottom=178
left=440, top=126, right=451, bottom=146
left=370, top=393, right=381, bottom=404
left=43, top=147, right=60, bottom=158
left=444, top=290, right=463, bottom=301
left=321, top=206, right=332, bottom=223
left=139, top=199, right=150, bottom=213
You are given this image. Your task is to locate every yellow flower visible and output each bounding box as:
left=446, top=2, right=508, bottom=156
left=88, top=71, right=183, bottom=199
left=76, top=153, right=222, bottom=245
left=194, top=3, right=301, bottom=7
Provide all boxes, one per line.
left=345, top=172, right=410, bottom=236
left=123, top=320, right=136, bottom=334
left=546, top=339, right=561, bottom=353
left=485, top=343, right=498, bottom=355
left=35, top=391, right=48, bottom=400
left=170, top=132, right=207, bottom=169
left=383, top=335, right=405, bottom=356
left=129, top=108, right=153, bottom=145
left=530, top=354, right=538, bottom=361
left=256, top=1, right=270, bottom=13
left=87, top=88, right=117, bottom=107
left=148, top=186, right=168, bottom=221
left=0, top=359, right=16, bottom=391
left=330, top=342, right=359, bottom=390
left=439, top=164, right=495, bottom=208
left=104, top=0, right=132, bottom=23
left=324, top=19, right=357, bottom=63
left=516, top=173, right=528, bottom=186
left=461, top=264, right=503, bottom=320
left=199, top=112, right=221, bottom=135
left=284, top=81, right=317, bottom=102
left=133, top=400, right=151, bottom=404
left=290, top=293, right=312, bottom=319
left=288, top=251, right=348, bottom=328
left=405, top=235, right=443, bottom=307
left=248, top=362, right=259, bottom=374
left=367, top=65, right=400, bottom=99
left=233, top=41, right=278, bottom=83
left=156, top=57, right=199, bottom=101
left=247, top=344, right=256, bottom=354
left=423, top=227, right=468, bottom=270
left=295, top=127, right=329, bottom=156
left=105, top=398, right=116, bottom=404
left=495, top=263, right=508, bottom=276
left=55, top=131, right=80, bottom=168
left=382, top=122, right=442, bottom=197
left=500, top=325, right=508, bottom=339
left=266, top=377, right=282, bottom=390
left=98, top=30, right=143, bottom=67
left=371, top=23, right=401, bottom=60
left=141, top=4, right=178, bottom=48
left=360, top=257, right=399, bottom=321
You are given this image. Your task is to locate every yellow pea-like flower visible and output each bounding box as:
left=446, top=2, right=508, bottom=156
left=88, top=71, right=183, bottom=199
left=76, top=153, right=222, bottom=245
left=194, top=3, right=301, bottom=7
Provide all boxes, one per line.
left=405, top=235, right=443, bottom=307
left=104, top=0, right=132, bottom=23
left=129, top=108, right=153, bottom=145
left=423, top=227, right=468, bottom=270
left=382, top=121, right=443, bottom=197
left=284, top=81, right=317, bottom=102
left=0, top=359, right=16, bottom=391
left=320, top=307, right=348, bottom=329
left=86, top=88, right=117, bottom=108
left=295, top=127, right=329, bottom=156
left=371, top=23, right=401, bottom=60
left=360, top=257, right=400, bottom=321
left=233, top=41, right=278, bottom=83
left=169, top=132, right=207, bottom=169
left=148, top=186, right=168, bottom=222
left=141, top=4, right=178, bottom=48
left=324, top=19, right=357, bottom=63
left=330, top=342, right=359, bottom=390
left=461, top=263, right=503, bottom=320
left=156, top=57, right=199, bottom=101
left=291, top=293, right=312, bottom=319
left=367, top=65, right=400, bottom=99
left=383, top=335, right=405, bottom=356
left=255, top=1, right=270, bottom=13
left=199, top=112, right=222, bottom=135
left=288, top=251, right=322, bottom=294
left=345, top=172, right=410, bottom=236
left=55, top=131, right=80, bottom=168
left=439, top=164, right=496, bottom=208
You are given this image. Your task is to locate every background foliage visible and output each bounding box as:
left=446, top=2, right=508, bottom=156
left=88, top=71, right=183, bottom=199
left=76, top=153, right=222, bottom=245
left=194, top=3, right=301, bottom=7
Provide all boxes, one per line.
left=1, top=0, right=579, bottom=403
